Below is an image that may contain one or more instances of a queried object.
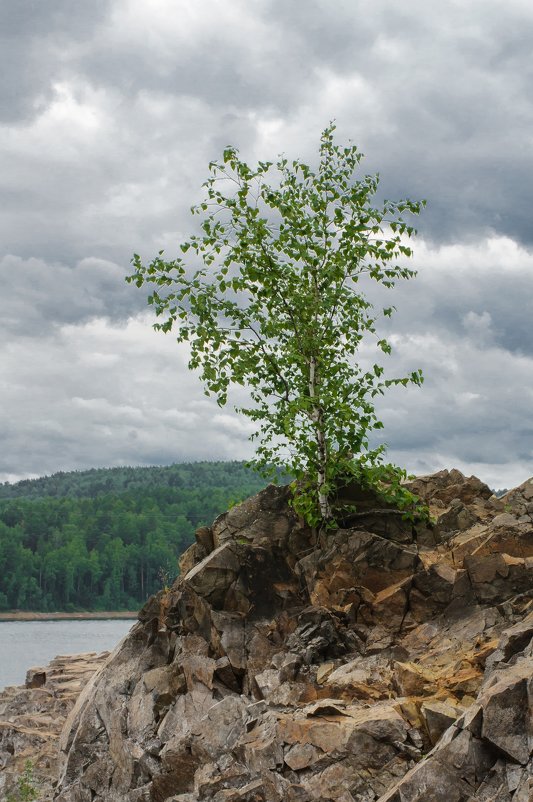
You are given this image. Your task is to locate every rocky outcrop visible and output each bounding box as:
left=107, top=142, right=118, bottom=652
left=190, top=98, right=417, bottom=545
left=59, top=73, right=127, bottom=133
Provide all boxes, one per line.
left=0, top=651, right=110, bottom=801
left=54, top=472, right=533, bottom=801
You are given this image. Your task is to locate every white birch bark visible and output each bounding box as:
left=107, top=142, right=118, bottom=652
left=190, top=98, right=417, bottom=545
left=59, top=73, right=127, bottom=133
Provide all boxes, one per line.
left=309, top=355, right=330, bottom=521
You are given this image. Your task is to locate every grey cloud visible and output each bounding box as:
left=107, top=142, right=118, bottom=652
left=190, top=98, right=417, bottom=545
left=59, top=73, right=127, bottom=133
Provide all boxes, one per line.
left=0, top=85, right=228, bottom=265
left=0, top=1, right=111, bottom=36
left=0, top=255, right=145, bottom=336
left=1, top=300, right=531, bottom=489
left=265, top=1, right=533, bottom=246
left=0, top=0, right=111, bottom=123
left=378, top=246, right=533, bottom=357
left=373, top=332, right=533, bottom=488
left=0, top=316, right=255, bottom=481
left=2, top=0, right=533, bottom=269
left=2, top=0, right=533, bottom=487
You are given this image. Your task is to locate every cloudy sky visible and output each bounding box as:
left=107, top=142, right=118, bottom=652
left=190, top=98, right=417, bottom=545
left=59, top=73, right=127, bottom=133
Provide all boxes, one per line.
left=1, top=0, right=532, bottom=489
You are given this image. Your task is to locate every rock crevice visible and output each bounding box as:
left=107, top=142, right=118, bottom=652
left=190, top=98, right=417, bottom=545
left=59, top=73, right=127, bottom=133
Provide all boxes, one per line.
left=51, top=472, right=533, bottom=801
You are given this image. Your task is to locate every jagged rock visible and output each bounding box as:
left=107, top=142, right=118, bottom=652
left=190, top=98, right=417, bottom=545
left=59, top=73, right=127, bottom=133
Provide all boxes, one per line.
left=406, top=469, right=493, bottom=506
left=25, top=668, right=47, bottom=688
left=40, top=470, right=533, bottom=801
left=465, top=552, right=533, bottom=602
left=0, top=652, right=109, bottom=801
left=501, top=477, right=533, bottom=519
left=436, top=499, right=478, bottom=533
left=195, top=526, right=214, bottom=554
left=185, top=543, right=242, bottom=606
left=393, top=661, right=437, bottom=697
left=420, top=700, right=462, bottom=745
left=479, top=659, right=532, bottom=764
left=497, top=611, right=533, bottom=660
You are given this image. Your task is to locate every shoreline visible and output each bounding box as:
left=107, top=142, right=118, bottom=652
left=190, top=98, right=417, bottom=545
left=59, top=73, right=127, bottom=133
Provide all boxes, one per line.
left=0, top=610, right=138, bottom=621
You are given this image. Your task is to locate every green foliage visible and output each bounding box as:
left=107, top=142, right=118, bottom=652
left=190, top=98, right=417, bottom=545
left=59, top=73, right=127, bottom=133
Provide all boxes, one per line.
left=0, top=461, right=269, bottom=611
left=291, top=461, right=429, bottom=527
left=348, top=462, right=430, bottom=522
left=128, top=124, right=425, bottom=526
left=6, top=761, right=40, bottom=802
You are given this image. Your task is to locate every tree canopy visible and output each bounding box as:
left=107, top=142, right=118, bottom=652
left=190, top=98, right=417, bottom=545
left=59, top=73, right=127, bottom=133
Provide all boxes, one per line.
left=0, top=461, right=268, bottom=611
left=129, top=125, right=425, bottom=526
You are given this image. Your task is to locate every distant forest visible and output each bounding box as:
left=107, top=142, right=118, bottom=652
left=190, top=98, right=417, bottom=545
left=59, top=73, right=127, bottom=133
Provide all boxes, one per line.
left=0, top=462, right=274, bottom=612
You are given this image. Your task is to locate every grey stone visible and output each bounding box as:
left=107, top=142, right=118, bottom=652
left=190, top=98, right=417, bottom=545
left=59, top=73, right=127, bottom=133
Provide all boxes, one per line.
left=30, top=472, right=531, bottom=802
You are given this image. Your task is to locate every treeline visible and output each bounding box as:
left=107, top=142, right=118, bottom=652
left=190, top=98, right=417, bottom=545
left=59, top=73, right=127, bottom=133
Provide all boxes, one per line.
left=0, top=461, right=270, bottom=501
left=0, top=462, right=273, bottom=612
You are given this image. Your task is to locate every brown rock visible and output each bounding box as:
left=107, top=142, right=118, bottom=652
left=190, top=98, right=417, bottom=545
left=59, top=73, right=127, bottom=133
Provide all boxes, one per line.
left=479, top=660, right=532, bottom=765
left=195, top=526, right=214, bottom=553
left=48, top=472, right=533, bottom=802
left=437, top=500, right=477, bottom=533
left=25, top=669, right=47, bottom=689
left=238, top=716, right=284, bottom=773
left=316, top=662, right=335, bottom=684
left=284, top=742, right=322, bottom=770
left=465, top=552, right=533, bottom=602
left=179, top=543, right=202, bottom=577
left=185, top=543, right=241, bottom=605
left=393, top=661, right=436, bottom=697
left=406, top=468, right=492, bottom=506
left=0, top=652, right=108, bottom=802
left=498, top=611, right=533, bottom=660
left=420, top=700, right=461, bottom=745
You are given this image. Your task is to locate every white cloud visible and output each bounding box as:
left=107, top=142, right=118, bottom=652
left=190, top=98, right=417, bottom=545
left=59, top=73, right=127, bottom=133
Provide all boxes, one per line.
left=2, top=1, right=533, bottom=489
left=0, top=314, right=256, bottom=482
left=1, top=233, right=532, bottom=490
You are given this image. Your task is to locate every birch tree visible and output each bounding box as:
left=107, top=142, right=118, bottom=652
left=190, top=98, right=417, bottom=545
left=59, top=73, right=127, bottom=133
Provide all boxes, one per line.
left=128, top=125, right=425, bottom=527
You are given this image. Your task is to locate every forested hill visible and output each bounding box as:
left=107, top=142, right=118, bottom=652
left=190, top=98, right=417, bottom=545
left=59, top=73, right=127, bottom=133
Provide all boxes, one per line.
left=0, top=461, right=274, bottom=613
left=0, top=461, right=267, bottom=501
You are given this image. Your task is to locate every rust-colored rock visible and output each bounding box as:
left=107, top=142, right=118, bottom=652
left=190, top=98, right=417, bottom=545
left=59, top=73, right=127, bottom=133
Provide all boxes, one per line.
left=16, top=469, right=530, bottom=802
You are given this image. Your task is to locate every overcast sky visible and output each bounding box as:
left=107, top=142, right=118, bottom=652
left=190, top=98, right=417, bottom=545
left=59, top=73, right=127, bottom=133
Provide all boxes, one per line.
left=1, top=0, right=532, bottom=489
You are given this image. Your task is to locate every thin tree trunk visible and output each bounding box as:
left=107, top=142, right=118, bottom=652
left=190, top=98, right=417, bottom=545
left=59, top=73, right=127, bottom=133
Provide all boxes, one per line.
left=309, top=356, right=330, bottom=521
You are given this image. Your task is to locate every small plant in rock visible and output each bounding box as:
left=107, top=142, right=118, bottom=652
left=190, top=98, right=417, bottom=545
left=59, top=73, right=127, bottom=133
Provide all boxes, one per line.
left=356, top=463, right=430, bottom=522
left=6, top=761, right=40, bottom=802
left=157, top=566, right=171, bottom=593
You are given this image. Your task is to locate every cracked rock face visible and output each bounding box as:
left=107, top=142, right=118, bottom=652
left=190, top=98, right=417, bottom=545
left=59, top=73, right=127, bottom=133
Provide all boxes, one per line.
left=54, top=473, right=533, bottom=801
left=0, top=652, right=110, bottom=801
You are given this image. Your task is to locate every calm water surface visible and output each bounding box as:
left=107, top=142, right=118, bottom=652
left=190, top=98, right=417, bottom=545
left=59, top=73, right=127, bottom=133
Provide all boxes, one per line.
left=0, top=619, right=134, bottom=689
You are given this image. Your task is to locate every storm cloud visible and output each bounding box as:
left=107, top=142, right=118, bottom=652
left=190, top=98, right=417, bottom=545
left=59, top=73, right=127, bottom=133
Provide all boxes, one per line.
left=1, top=0, right=532, bottom=488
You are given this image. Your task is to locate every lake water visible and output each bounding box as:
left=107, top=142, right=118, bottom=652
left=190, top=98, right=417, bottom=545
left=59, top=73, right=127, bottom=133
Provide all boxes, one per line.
left=0, top=619, right=134, bottom=690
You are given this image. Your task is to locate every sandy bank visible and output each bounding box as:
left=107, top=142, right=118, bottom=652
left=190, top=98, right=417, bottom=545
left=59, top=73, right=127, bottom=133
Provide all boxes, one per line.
left=0, top=610, right=138, bottom=621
